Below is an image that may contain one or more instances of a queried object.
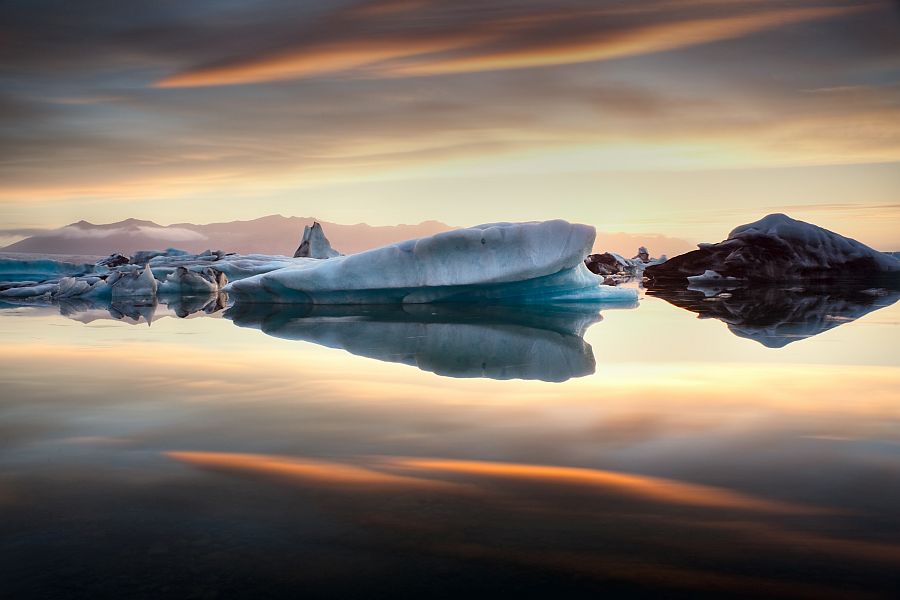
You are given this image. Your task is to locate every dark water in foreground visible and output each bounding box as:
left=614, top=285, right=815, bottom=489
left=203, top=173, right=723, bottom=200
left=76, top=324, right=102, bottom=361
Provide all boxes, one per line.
left=1, top=289, right=899, bottom=599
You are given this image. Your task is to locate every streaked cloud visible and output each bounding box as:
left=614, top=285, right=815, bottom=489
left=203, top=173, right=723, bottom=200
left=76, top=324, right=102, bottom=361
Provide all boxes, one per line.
left=157, top=34, right=497, bottom=88
left=380, top=5, right=868, bottom=78
left=156, top=1, right=873, bottom=87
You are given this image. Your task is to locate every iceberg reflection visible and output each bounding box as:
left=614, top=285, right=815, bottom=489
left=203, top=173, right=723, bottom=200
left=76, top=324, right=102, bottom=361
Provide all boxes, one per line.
left=0, top=292, right=227, bottom=325
left=224, top=302, right=634, bottom=382
left=648, top=283, right=899, bottom=347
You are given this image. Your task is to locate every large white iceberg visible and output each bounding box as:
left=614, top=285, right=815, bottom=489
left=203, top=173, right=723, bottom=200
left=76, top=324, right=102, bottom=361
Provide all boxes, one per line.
left=0, top=220, right=638, bottom=306
left=227, top=220, right=637, bottom=304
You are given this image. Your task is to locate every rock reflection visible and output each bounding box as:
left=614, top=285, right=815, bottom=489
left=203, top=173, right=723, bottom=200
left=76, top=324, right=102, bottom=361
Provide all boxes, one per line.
left=224, top=302, right=631, bottom=381
left=647, top=283, right=899, bottom=347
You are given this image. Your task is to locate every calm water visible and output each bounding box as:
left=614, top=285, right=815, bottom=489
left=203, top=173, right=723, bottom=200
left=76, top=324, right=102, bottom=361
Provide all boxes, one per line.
left=1, top=290, right=899, bottom=599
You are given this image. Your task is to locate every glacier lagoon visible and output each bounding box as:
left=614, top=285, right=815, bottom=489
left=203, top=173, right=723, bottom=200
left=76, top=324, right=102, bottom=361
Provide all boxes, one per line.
left=1, top=287, right=899, bottom=599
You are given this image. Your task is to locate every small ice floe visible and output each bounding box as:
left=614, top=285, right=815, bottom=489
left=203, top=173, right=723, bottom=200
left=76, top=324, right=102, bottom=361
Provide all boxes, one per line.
left=687, top=270, right=742, bottom=284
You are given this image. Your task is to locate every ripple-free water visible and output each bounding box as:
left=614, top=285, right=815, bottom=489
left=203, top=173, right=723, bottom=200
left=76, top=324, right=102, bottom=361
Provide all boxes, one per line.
left=1, top=293, right=898, bottom=598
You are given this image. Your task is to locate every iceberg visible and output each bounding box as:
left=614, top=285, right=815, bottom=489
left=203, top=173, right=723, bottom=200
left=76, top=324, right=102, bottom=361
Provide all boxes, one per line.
left=110, top=265, right=158, bottom=304
left=224, top=303, right=621, bottom=381
left=0, top=220, right=638, bottom=307
left=646, top=213, right=900, bottom=284
left=227, top=220, right=638, bottom=305
left=0, top=254, right=97, bottom=282
left=293, top=221, right=342, bottom=258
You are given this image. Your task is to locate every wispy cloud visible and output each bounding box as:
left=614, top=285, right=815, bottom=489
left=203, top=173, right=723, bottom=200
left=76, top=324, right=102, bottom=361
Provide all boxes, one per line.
left=156, top=1, right=873, bottom=87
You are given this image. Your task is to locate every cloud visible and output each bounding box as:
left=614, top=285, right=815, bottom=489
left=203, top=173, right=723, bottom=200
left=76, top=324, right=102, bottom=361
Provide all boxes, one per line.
left=49, top=223, right=206, bottom=242
left=156, top=34, right=498, bottom=88
left=155, top=1, right=873, bottom=87
left=1, top=0, right=898, bottom=243
left=378, top=5, right=869, bottom=78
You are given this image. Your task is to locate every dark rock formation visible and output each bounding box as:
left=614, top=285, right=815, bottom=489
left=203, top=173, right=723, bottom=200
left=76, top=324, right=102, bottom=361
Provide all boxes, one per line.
left=646, top=213, right=900, bottom=285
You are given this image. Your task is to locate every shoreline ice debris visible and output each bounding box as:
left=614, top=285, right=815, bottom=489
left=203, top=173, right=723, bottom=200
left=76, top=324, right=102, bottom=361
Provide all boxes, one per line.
left=226, top=220, right=638, bottom=304
left=0, top=251, right=287, bottom=302
left=646, top=213, right=900, bottom=284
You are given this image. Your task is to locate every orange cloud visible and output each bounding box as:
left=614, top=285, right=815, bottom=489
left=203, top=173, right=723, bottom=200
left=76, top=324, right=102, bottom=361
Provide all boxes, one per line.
left=156, top=34, right=496, bottom=88
left=156, top=4, right=869, bottom=88
left=384, top=5, right=867, bottom=77
left=385, top=457, right=831, bottom=513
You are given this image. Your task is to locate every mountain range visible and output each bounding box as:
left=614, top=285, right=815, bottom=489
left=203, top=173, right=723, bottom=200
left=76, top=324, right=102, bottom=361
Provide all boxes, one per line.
left=1, top=215, right=694, bottom=258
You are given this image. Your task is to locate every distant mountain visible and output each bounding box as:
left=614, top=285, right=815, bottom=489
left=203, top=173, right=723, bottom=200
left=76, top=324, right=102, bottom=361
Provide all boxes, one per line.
left=1, top=215, right=695, bottom=258
left=1, top=216, right=454, bottom=257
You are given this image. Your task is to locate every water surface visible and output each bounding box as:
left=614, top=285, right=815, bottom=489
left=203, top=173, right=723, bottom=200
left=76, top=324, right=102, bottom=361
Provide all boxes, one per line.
left=1, top=292, right=898, bottom=598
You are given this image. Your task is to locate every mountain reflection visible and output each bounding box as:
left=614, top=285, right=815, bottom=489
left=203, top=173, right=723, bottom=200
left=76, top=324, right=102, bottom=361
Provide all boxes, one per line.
left=224, top=302, right=631, bottom=382
left=647, top=283, right=899, bottom=347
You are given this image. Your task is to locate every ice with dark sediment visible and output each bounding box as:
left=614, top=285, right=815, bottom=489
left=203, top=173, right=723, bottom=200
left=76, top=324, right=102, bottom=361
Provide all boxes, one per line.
left=646, top=213, right=900, bottom=284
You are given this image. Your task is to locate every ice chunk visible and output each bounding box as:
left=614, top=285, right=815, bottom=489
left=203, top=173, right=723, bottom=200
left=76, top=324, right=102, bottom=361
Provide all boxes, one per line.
left=55, top=277, right=94, bottom=298
left=293, top=222, right=341, bottom=258
left=585, top=248, right=666, bottom=278
left=111, top=265, right=157, bottom=304
left=687, top=270, right=742, bottom=284
left=0, top=254, right=96, bottom=282
left=0, top=282, right=57, bottom=299
left=130, top=247, right=189, bottom=265
left=227, top=220, right=639, bottom=305
left=158, top=266, right=225, bottom=295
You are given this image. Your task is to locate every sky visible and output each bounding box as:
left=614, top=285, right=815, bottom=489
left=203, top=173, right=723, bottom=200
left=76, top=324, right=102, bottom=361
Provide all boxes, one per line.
left=1, top=0, right=899, bottom=248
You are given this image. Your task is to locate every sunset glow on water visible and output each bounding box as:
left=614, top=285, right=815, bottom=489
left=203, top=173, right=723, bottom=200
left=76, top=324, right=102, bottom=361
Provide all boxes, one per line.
left=2, top=295, right=898, bottom=598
